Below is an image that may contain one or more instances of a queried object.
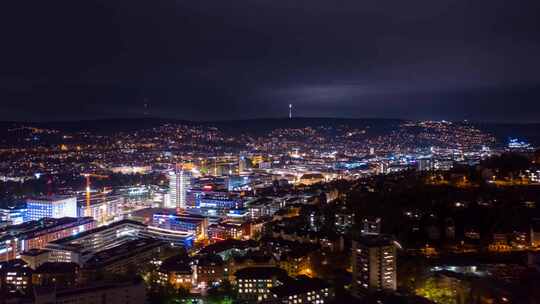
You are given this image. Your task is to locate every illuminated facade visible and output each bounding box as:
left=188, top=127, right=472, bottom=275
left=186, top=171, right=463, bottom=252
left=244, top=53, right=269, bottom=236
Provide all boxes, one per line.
left=0, top=217, right=96, bottom=261
left=26, top=196, right=77, bottom=221
left=76, top=193, right=123, bottom=225
left=158, top=256, right=194, bottom=290
left=0, top=259, right=32, bottom=292
left=0, top=204, right=27, bottom=225
left=194, top=254, right=224, bottom=286
left=235, top=267, right=288, bottom=302
left=193, top=191, right=244, bottom=211
left=46, top=220, right=145, bottom=264
left=278, top=253, right=310, bottom=277
left=352, top=234, right=397, bottom=297
left=152, top=212, right=208, bottom=240
left=169, top=170, right=192, bottom=209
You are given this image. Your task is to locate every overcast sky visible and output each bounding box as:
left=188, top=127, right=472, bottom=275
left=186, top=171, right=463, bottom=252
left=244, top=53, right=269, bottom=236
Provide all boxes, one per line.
left=1, top=0, right=540, bottom=122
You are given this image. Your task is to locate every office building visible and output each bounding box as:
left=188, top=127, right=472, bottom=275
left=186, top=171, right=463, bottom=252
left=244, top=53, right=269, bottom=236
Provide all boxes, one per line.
left=0, top=203, right=27, bottom=226
left=152, top=212, right=208, bottom=240
left=46, top=219, right=145, bottom=265
left=352, top=234, right=397, bottom=297
left=26, top=196, right=77, bottom=221
left=76, top=193, right=123, bottom=225
left=0, top=217, right=96, bottom=261
left=169, top=170, right=192, bottom=209
left=193, top=190, right=244, bottom=211
left=82, top=238, right=165, bottom=282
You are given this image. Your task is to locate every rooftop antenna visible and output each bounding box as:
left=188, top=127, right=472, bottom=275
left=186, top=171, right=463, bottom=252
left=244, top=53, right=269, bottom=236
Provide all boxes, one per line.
left=143, top=98, right=150, bottom=116
left=289, top=104, right=293, bottom=119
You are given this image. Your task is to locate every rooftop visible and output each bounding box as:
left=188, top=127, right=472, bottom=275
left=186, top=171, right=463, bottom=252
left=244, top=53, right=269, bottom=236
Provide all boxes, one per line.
left=160, top=254, right=192, bottom=273
left=355, top=234, right=396, bottom=247
left=27, top=195, right=76, bottom=202
left=235, top=267, right=288, bottom=279
left=84, top=238, right=164, bottom=269
left=35, top=262, right=79, bottom=274
left=49, top=219, right=145, bottom=245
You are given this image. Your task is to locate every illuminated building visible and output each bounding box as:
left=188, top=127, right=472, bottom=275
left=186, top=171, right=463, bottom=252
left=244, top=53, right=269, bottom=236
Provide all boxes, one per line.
left=32, top=262, right=80, bottom=288
left=152, top=212, right=208, bottom=240
left=82, top=238, right=165, bottom=282
left=298, top=173, right=325, bottom=185
left=76, top=193, right=123, bottom=225
left=193, top=191, right=244, bottom=211
left=110, top=165, right=151, bottom=174
left=239, top=154, right=249, bottom=173
left=208, top=221, right=248, bottom=241
left=251, top=155, right=264, bottom=166
left=508, top=138, right=531, bottom=149
left=157, top=254, right=193, bottom=290
left=46, top=219, right=145, bottom=264
left=126, top=208, right=199, bottom=246
left=247, top=197, right=282, bottom=219
left=0, top=203, right=27, bottom=225
left=194, top=254, right=224, bottom=286
left=0, top=217, right=96, bottom=261
left=335, top=207, right=354, bottom=234
left=270, top=277, right=334, bottom=304
left=528, top=169, right=540, bottom=184
left=352, top=234, right=397, bottom=297
left=142, top=226, right=195, bottom=248
left=0, top=259, right=31, bottom=292
left=235, top=267, right=288, bottom=302
left=26, top=196, right=77, bottom=221
left=278, top=252, right=310, bottom=277
left=169, top=170, right=192, bottom=209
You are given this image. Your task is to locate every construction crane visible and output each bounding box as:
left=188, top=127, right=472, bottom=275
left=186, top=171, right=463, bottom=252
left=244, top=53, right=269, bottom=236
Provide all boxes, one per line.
left=81, top=173, right=109, bottom=217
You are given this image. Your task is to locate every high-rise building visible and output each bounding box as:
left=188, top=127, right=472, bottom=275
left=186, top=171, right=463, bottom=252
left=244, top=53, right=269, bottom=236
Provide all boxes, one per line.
left=352, top=234, right=397, bottom=297
left=168, top=170, right=192, bottom=209
left=26, top=196, right=77, bottom=221
left=238, top=155, right=248, bottom=173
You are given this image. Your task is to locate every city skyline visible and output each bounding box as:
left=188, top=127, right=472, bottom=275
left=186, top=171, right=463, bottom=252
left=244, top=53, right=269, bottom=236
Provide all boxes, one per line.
left=1, top=1, right=540, bottom=303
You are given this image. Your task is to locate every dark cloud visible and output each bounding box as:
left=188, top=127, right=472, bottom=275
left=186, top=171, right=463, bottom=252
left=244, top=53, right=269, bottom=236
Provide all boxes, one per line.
left=1, top=0, right=539, bottom=122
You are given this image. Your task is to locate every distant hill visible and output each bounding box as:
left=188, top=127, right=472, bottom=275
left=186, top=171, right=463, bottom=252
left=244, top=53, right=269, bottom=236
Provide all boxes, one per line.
left=204, top=117, right=404, bottom=136
left=0, top=117, right=404, bottom=135
left=1, top=117, right=540, bottom=145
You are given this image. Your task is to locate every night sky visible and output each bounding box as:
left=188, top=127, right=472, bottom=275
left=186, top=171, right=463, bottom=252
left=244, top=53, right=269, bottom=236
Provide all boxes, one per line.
left=1, top=0, right=540, bottom=122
